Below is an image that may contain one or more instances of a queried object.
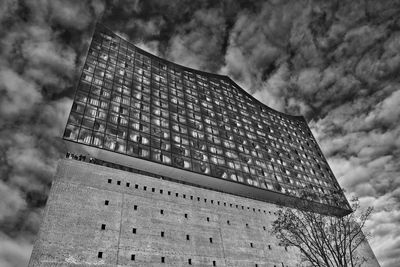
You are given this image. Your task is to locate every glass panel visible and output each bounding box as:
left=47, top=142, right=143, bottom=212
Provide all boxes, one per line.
left=64, top=124, right=79, bottom=141
left=78, top=128, right=92, bottom=144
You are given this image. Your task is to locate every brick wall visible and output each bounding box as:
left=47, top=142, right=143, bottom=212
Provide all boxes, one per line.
left=28, top=159, right=379, bottom=267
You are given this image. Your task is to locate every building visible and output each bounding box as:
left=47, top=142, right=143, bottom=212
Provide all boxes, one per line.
left=28, top=24, right=379, bottom=266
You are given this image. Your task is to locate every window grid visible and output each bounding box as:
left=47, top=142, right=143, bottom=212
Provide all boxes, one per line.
left=64, top=24, right=346, bottom=208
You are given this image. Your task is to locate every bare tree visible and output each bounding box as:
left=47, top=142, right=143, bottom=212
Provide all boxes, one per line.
left=271, top=196, right=373, bottom=267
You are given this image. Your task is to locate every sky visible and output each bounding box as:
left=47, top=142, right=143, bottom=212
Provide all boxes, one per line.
left=0, top=0, right=399, bottom=266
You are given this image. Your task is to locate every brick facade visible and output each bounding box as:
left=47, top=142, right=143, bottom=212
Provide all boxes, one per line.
left=29, top=159, right=379, bottom=267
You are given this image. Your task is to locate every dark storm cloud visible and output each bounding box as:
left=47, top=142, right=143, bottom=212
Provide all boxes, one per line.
left=0, top=0, right=104, bottom=266
left=1, top=0, right=399, bottom=266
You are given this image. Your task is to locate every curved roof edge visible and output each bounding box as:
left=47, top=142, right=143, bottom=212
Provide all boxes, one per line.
left=97, top=23, right=305, bottom=121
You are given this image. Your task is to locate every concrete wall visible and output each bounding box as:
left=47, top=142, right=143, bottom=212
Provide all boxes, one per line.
left=29, top=159, right=379, bottom=267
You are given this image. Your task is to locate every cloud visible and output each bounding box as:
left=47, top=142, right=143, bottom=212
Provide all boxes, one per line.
left=0, top=182, right=26, bottom=222
left=0, top=68, right=42, bottom=118
left=21, top=25, right=77, bottom=90
left=309, top=84, right=400, bottom=266
left=220, top=1, right=302, bottom=93
left=0, top=234, right=31, bottom=267
left=359, top=188, right=400, bottom=267
left=365, top=89, right=400, bottom=126
left=0, top=0, right=400, bottom=266
left=252, top=63, right=291, bottom=112
left=166, top=8, right=227, bottom=71
left=126, top=16, right=166, bottom=38
left=0, top=0, right=104, bottom=266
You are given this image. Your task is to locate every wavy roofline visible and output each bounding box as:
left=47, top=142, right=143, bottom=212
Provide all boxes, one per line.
left=97, top=23, right=305, bottom=121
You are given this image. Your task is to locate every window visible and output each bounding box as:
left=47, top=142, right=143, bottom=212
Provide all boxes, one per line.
left=246, top=223, right=249, bottom=228
left=108, top=179, right=112, bottom=183
left=135, top=184, right=138, bottom=189
left=207, top=217, right=210, bottom=222
left=213, top=260, right=216, bottom=266
left=131, top=254, right=135, bottom=261
left=98, top=252, right=103, bottom=258
left=185, top=214, right=188, bottom=219
left=160, top=209, right=164, bottom=215
left=143, top=186, right=147, bottom=190
left=250, top=242, right=253, bottom=248
left=105, top=200, right=109, bottom=205
left=186, top=234, right=190, bottom=240
left=134, top=205, right=137, bottom=210
left=132, top=228, right=136, bottom=234
left=161, top=256, right=165, bottom=263
left=268, top=245, right=271, bottom=250
left=176, top=193, right=179, bottom=197
left=117, top=181, right=121, bottom=185
left=126, top=182, right=130, bottom=187
left=209, top=237, right=213, bottom=243
left=160, top=189, right=163, bottom=194
left=188, top=259, right=192, bottom=265
left=227, top=220, right=230, bottom=225
left=161, top=231, right=164, bottom=237
left=168, top=191, right=171, bottom=195
left=152, top=188, right=155, bottom=192
left=101, top=224, right=106, bottom=230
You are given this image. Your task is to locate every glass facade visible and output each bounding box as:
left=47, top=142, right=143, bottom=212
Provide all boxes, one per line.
left=64, top=24, right=348, bottom=209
